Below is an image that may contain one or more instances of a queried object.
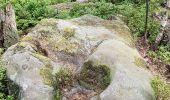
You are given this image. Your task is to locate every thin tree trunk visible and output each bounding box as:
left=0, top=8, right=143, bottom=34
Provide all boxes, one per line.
left=0, top=9, right=5, bottom=47
left=144, top=0, right=149, bottom=42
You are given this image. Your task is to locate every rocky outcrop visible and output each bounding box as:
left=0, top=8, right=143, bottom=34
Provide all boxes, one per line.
left=2, top=15, right=155, bottom=100
left=0, top=4, right=19, bottom=48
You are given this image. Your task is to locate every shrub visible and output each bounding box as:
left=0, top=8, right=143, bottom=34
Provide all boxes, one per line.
left=0, top=48, right=14, bottom=100
left=0, top=60, right=14, bottom=100
left=151, top=76, right=170, bottom=99
left=70, top=2, right=114, bottom=19
left=0, top=64, right=7, bottom=99
left=148, top=45, right=170, bottom=64
left=49, top=0, right=70, bottom=4
left=114, top=2, right=161, bottom=42
left=11, top=0, right=58, bottom=31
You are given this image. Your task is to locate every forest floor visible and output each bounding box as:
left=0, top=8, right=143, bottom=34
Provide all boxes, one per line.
left=137, top=37, right=170, bottom=84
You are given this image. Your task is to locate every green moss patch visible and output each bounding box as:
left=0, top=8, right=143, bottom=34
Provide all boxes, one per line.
left=63, top=27, right=75, bottom=39
left=151, top=76, right=170, bottom=100
left=134, top=56, right=147, bottom=68
left=0, top=48, right=4, bottom=55
left=54, top=37, right=79, bottom=54
left=18, top=42, right=37, bottom=50
left=40, top=67, right=54, bottom=86
left=21, top=36, right=33, bottom=42
left=32, top=53, right=52, bottom=68
left=78, top=60, right=111, bottom=92
left=38, top=19, right=57, bottom=27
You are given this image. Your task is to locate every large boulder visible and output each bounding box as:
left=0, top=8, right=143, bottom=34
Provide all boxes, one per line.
left=2, top=15, right=155, bottom=100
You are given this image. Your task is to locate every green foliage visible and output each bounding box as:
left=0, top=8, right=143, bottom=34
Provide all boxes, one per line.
left=49, top=0, right=70, bottom=4
left=70, top=2, right=114, bottom=19
left=66, top=1, right=161, bottom=43
left=0, top=48, right=4, bottom=55
left=113, top=2, right=161, bottom=42
left=148, top=20, right=160, bottom=43
left=0, top=49, right=14, bottom=100
left=0, top=60, right=14, bottom=100
left=148, top=45, right=170, bottom=64
left=0, top=52, right=7, bottom=99
left=11, top=0, right=58, bottom=31
left=0, top=0, right=10, bottom=9
left=0, top=62, right=7, bottom=96
left=151, top=76, right=170, bottom=99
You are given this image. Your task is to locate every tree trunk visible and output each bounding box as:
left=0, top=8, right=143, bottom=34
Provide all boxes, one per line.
left=167, top=0, right=170, bottom=8
left=144, top=0, right=149, bottom=43
left=0, top=9, right=5, bottom=48
left=3, top=3, right=19, bottom=48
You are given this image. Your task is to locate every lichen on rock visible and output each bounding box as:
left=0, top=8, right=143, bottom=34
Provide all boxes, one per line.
left=32, top=53, right=52, bottom=68
left=134, top=56, right=147, bottom=68
left=40, top=67, right=54, bottom=86
left=54, top=37, right=79, bottom=54
left=63, top=27, right=75, bottom=39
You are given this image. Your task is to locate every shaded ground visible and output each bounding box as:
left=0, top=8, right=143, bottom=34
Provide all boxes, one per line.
left=137, top=37, right=170, bottom=84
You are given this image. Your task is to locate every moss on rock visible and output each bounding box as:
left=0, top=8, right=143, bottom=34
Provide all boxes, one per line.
left=18, top=42, right=37, bottom=50
left=63, top=27, right=75, bottom=39
left=38, top=18, right=57, bottom=27
left=78, top=60, right=111, bottom=92
left=54, top=37, right=79, bottom=54
left=0, top=48, right=4, bottom=55
left=53, top=68, right=74, bottom=100
left=21, top=36, right=33, bottom=42
left=37, top=53, right=54, bottom=86
left=104, top=20, right=135, bottom=47
left=40, top=67, right=54, bottom=86
left=32, top=53, right=52, bottom=68
left=134, top=56, right=147, bottom=68
left=11, top=42, right=37, bottom=54
left=33, top=18, right=57, bottom=36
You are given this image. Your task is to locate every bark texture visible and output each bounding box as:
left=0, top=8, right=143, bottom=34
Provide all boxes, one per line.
left=0, top=4, right=18, bottom=48
left=0, top=9, right=5, bottom=47
left=167, top=0, right=170, bottom=8
left=3, top=4, right=19, bottom=48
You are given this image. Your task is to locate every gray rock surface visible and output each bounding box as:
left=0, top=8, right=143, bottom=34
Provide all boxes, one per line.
left=2, top=15, right=155, bottom=100
left=87, top=40, right=154, bottom=100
